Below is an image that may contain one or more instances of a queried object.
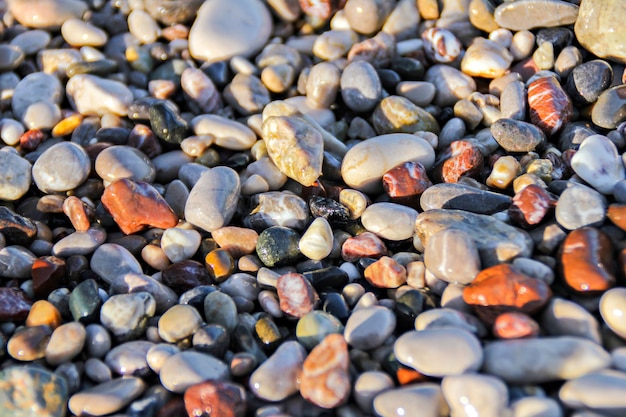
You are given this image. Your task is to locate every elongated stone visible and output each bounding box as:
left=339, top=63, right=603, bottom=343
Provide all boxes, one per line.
left=69, top=377, right=145, bottom=416
left=494, top=0, right=579, bottom=31
left=424, top=229, right=480, bottom=285
left=249, top=341, right=306, bottom=401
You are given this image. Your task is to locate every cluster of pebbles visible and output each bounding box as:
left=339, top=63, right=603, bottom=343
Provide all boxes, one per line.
left=1, top=0, right=626, bottom=416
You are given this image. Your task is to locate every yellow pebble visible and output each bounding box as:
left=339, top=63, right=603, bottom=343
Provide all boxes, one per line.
left=486, top=156, right=521, bottom=189
left=205, top=248, right=235, bottom=283
left=512, top=173, right=548, bottom=194
left=25, top=300, right=63, bottom=330
left=51, top=113, right=83, bottom=137
left=525, top=159, right=553, bottom=183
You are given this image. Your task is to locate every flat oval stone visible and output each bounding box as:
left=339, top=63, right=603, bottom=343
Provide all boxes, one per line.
left=0, top=150, right=31, bottom=201
left=12, top=72, right=63, bottom=120
left=415, top=209, right=533, bottom=266
left=158, top=304, right=203, bottom=343
left=491, top=118, right=545, bottom=152
left=395, top=328, right=483, bottom=377
left=560, top=370, right=626, bottom=415
left=32, top=142, right=90, bottom=193
left=191, top=114, right=256, bottom=151
left=425, top=65, right=476, bottom=107
left=90, top=243, right=143, bottom=285
left=420, top=183, right=512, bottom=214
left=340, top=60, right=382, bottom=113
left=160, top=350, right=229, bottom=393
left=7, top=325, right=51, bottom=361
left=482, top=336, right=611, bottom=384
left=188, top=0, right=272, bottom=62
left=66, top=74, right=134, bottom=117
left=61, top=19, right=108, bottom=47
left=373, top=383, right=449, bottom=417
left=424, top=229, right=480, bottom=285
left=185, top=167, right=241, bottom=233
left=555, top=185, right=607, bottom=230
left=442, top=374, right=508, bottom=417
left=565, top=60, right=613, bottom=106
left=361, top=203, right=417, bottom=241
left=68, top=377, right=145, bottom=416
left=494, top=0, right=579, bottom=31
left=341, top=133, right=435, bottom=193
left=204, top=291, right=238, bottom=332
left=344, top=306, right=396, bottom=350
left=249, top=341, right=306, bottom=401
left=100, top=292, right=156, bottom=341
left=0, top=366, right=68, bottom=417
left=600, top=288, right=626, bottom=339
left=95, top=146, right=156, bottom=184
left=575, top=0, right=626, bottom=64
left=104, top=340, right=153, bottom=376
left=45, top=321, right=86, bottom=365
left=7, top=0, right=87, bottom=29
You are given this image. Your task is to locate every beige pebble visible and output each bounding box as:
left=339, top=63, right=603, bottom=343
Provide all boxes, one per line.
left=127, top=10, right=161, bottom=44
left=61, top=19, right=108, bottom=47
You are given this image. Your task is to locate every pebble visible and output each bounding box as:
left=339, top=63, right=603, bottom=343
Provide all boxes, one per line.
left=372, top=95, right=440, bottom=135
left=424, top=228, right=480, bottom=285
left=299, top=217, right=334, bottom=261
left=90, top=243, right=143, bottom=285
left=11, top=73, right=62, bottom=121
left=160, top=350, right=229, bottom=393
left=160, top=227, right=201, bottom=263
left=249, top=341, right=306, bottom=401
left=542, top=297, right=601, bottom=343
left=493, top=312, right=540, bottom=340
left=45, top=321, right=86, bottom=365
left=0, top=366, right=68, bottom=417
left=574, top=0, right=626, bottom=64
left=256, top=226, right=302, bottom=267
left=158, top=304, right=203, bottom=343
left=361, top=203, right=417, bottom=241
left=560, top=370, right=626, bottom=415
left=508, top=184, right=555, bottom=229
left=204, top=291, right=238, bottom=333
left=494, top=0, right=579, bottom=31
left=7, top=325, right=51, bottom=361
left=341, top=232, right=388, bottom=262
left=95, top=146, right=156, bottom=185
left=592, top=85, right=626, bottom=130
left=599, top=288, right=626, bottom=339
left=184, top=381, right=247, bottom=417
left=461, top=38, right=513, bottom=79
left=84, top=324, right=112, bottom=359
left=185, top=167, right=241, bottom=233
left=565, top=60, right=613, bottom=106
left=420, top=182, right=512, bottom=214
left=491, top=118, right=546, bottom=153
left=105, top=340, right=153, bottom=376
left=571, top=134, right=624, bottom=195
left=344, top=306, right=396, bottom=350
left=8, top=0, right=88, bottom=29
left=100, top=292, right=156, bottom=341
left=373, top=383, right=449, bottom=417
left=340, top=60, right=382, bottom=113
left=66, top=74, right=134, bottom=117
left=527, top=76, right=573, bottom=136
left=364, top=256, right=407, bottom=288
left=555, top=185, right=607, bottom=230
left=25, top=300, right=62, bottom=329
left=341, top=133, right=435, bottom=193
left=415, top=209, right=533, bottom=266
left=32, top=141, right=90, bottom=193
left=277, top=272, right=319, bottom=318
left=395, top=328, right=483, bottom=377
left=442, top=374, right=508, bottom=417
left=68, top=377, right=145, bottom=416
left=422, top=28, right=462, bottom=64
left=313, top=30, right=358, bottom=61
left=482, top=336, right=611, bottom=384
left=425, top=65, right=476, bottom=107
left=0, top=245, right=37, bottom=278
left=61, top=19, right=108, bottom=47
left=396, top=81, right=436, bottom=108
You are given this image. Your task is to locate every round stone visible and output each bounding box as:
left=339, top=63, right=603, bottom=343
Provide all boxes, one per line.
left=256, top=226, right=302, bottom=268
left=361, top=203, right=418, bottom=241
left=344, top=306, right=396, bottom=350
left=45, top=322, right=86, bottom=366
left=66, top=74, right=134, bottom=117
left=68, top=377, right=145, bottom=416
left=340, top=60, right=382, bottom=113
left=160, top=351, right=229, bottom=393
left=61, top=19, right=108, bottom=47
left=100, top=292, right=156, bottom=341
left=95, top=146, right=156, bottom=184
left=158, top=304, right=203, bottom=343
left=0, top=151, right=31, bottom=201
left=32, top=142, right=90, bottom=193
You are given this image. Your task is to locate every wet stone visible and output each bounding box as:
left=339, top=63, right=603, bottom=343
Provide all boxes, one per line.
left=52, top=228, right=107, bottom=258
left=0, top=206, right=37, bottom=245
left=148, top=101, right=188, bottom=144
left=432, top=140, right=484, bottom=184
left=560, top=370, right=626, bottom=416
left=277, top=272, right=319, bottom=318
left=528, top=76, right=573, bottom=136
left=7, top=325, right=51, bottom=361
left=0, top=366, right=68, bottom=417
left=90, top=243, right=144, bottom=285
left=419, top=183, right=512, bottom=214
left=364, top=256, right=407, bottom=289
left=382, top=161, right=433, bottom=199
left=494, top=0, right=579, bottom=31
left=341, top=232, right=388, bottom=263
left=373, top=383, right=448, bottom=417
left=492, top=311, right=540, bottom=340
left=509, top=184, right=556, bottom=229
left=100, top=292, right=156, bottom=341
left=68, top=377, right=145, bottom=416
left=296, top=310, right=344, bottom=350
left=372, top=95, right=440, bottom=135
left=442, top=374, right=508, bottom=417
left=105, top=340, right=153, bottom=377
left=69, top=279, right=102, bottom=323
left=26, top=300, right=62, bottom=329
left=424, top=229, right=480, bottom=285
left=0, top=246, right=36, bottom=279
left=542, top=297, right=601, bottom=343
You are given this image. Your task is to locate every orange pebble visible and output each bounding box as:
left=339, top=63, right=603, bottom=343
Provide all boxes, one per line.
left=25, top=300, right=63, bottom=330
left=493, top=311, right=540, bottom=339
left=205, top=249, right=236, bottom=283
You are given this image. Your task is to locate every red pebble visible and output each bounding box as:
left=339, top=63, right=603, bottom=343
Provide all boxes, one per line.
left=31, top=256, right=66, bottom=299
left=463, top=264, right=552, bottom=324
left=0, top=287, right=32, bottom=321
left=277, top=272, right=319, bottom=318
left=184, top=381, right=247, bottom=417
left=341, top=232, right=388, bottom=262
left=508, top=184, right=556, bottom=229
left=62, top=196, right=93, bottom=232
left=364, top=256, right=407, bottom=288
left=299, top=0, right=345, bottom=20
left=493, top=311, right=540, bottom=339
left=383, top=161, right=433, bottom=198
left=560, top=227, right=616, bottom=294
left=433, top=140, right=484, bottom=183
left=528, top=76, right=573, bottom=136
left=19, top=129, right=45, bottom=151
left=101, top=178, right=179, bottom=235
left=300, top=334, right=351, bottom=409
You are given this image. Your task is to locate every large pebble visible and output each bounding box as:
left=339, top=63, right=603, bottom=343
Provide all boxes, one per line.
left=575, top=0, right=626, bottom=64
left=45, top=321, right=86, bottom=365
left=52, top=228, right=107, bottom=257
left=299, top=217, right=334, bottom=261
left=420, top=182, right=512, bottom=214
left=104, top=340, right=153, bottom=377
left=572, top=135, right=624, bottom=195
left=600, top=288, right=626, bottom=339
left=90, top=243, right=144, bottom=285
left=249, top=341, right=306, bottom=401
left=110, top=273, right=177, bottom=314
left=560, top=370, right=626, bottom=415
left=10, top=73, right=61, bottom=121
left=424, top=229, right=480, bottom=285
left=61, top=19, right=108, bottom=47
left=461, top=38, right=513, bottom=79
left=160, top=351, right=229, bottom=393
left=0, top=366, right=68, bottom=417
left=442, top=374, right=508, bottom=417
left=100, top=292, right=156, bottom=341
left=7, top=0, right=87, bottom=29
left=341, top=133, right=435, bottom=193
left=542, top=298, right=601, bottom=343
left=66, top=74, right=134, bottom=116
left=158, top=304, right=203, bottom=343
left=361, top=203, right=417, bottom=241
left=344, top=306, right=396, bottom=350
left=494, top=0, right=579, bottom=31
left=395, top=328, right=483, bottom=377
left=415, top=209, right=533, bottom=266
left=191, top=114, right=256, bottom=151
left=32, top=142, right=90, bottom=193
left=491, top=118, right=546, bottom=152
left=160, top=227, right=201, bottom=263
left=188, top=0, right=272, bottom=62
left=95, top=146, right=155, bottom=184
left=340, top=60, right=382, bottom=113
left=372, top=95, right=440, bottom=135
left=69, top=377, right=145, bottom=416
left=591, top=85, right=626, bottom=130
left=555, top=185, right=607, bottom=230
left=373, top=383, right=449, bottom=417
left=0, top=151, right=31, bottom=201
left=425, top=65, right=476, bottom=107
left=185, top=167, right=241, bottom=233
left=482, top=336, right=611, bottom=384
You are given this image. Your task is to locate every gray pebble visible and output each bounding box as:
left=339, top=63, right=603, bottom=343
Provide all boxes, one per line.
left=52, top=228, right=107, bottom=257
left=340, top=61, right=382, bottom=113
left=104, top=340, right=154, bottom=376
left=85, top=324, right=112, bottom=359
left=0, top=150, right=31, bottom=201
left=555, top=184, right=607, bottom=230
left=100, top=292, right=156, bottom=341
left=32, top=142, right=90, bottom=193
left=159, top=350, right=229, bottom=393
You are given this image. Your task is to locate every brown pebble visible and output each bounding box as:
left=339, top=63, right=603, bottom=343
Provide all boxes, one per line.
left=7, top=325, right=52, bottom=361
left=528, top=76, right=573, bottom=136
left=31, top=256, right=66, bottom=299
left=63, top=196, right=92, bottom=232
left=364, top=256, right=407, bottom=288
left=19, top=129, right=45, bottom=151
left=212, top=226, right=259, bottom=258
left=0, top=287, right=32, bottom=321
left=277, top=272, right=319, bottom=318
left=382, top=161, right=433, bottom=199
left=184, top=381, right=247, bottom=417
left=204, top=248, right=236, bottom=283
left=341, top=232, right=388, bottom=262
left=25, top=300, right=62, bottom=330
left=508, top=184, right=556, bottom=229
left=433, top=140, right=484, bottom=183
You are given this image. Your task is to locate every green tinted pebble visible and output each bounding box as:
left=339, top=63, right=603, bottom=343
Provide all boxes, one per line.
left=256, top=226, right=302, bottom=267
left=255, top=315, right=282, bottom=347
left=204, top=291, right=238, bottom=333
left=69, top=279, right=102, bottom=323
left=66, top=59, right=118, bottom=78
left=296, top=310, right=344, bottom=350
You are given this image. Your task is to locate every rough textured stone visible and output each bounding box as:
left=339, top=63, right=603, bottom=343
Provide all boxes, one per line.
left=575, top=0, right=626, bottom=64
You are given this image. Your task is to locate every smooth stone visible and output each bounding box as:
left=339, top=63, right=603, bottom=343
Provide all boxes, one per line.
left=184, top=381, right=247, bottom=417
left=12, top=72, right=63, bottom=120
left=191, top=115, right=256, bottom=151
left=354, top=371, right=394, bottom=413
left=415, top=308, right=484, bottom=336
left=420, top=183, right=512, bottom=214
left=500, top=80, right=527, bottom=120
left=565, top=60, right=613, bottom=105
left=341, top=133, right=435, bottom=194
left=256, top=226, right=301, bottom=268
left=424, top=65, right=476, bottom=107
left=313, top=29, right=358, bottom=61
left=461, top=38, right=513, bottom=79
left=424, top=228, right=480, bottom=285
left=95, top=146, right=155, bottom=184
left=160, top=350, right=229, bottom=393
left=10, top=30, right=50, bottom=55
left=600, top=288, right=626, bottom=339
left=415, top=209, right=533, bottom=266
left=160, top=228, right=201, bottom=263
left=0, top=245, right=36, bottom=278
left=61, top=19, right=108, bottom=47
left=340, top=60, right=382, bottom=113
left=491, top=118, right=546, bottom=152
left=296, top=311, right=344, bottom=350
left=52, top=228, right=107, bottom=257
left=45, top=321, right=86, bottom=365
left=68, top=377, right=145, bottom=416
left=0, top=366, right=68, bottom=417
left=373, top=383, right=449, bottom=417
left=7, top=325, right=51, bottom=361
left=188, top=0, right=272, bottom=62
left=158, top=304, right=203, bottom=343
left=482, top=336, right=611, bottom=384
left=32, top=141, right=90, bottom=193
left=185, top=167, right=241, bottom=233
left=344, top=306, right=396, bottom=350
left=442, top=374, right=508, bottom=417
left=395, top=328, right=483, bottom=377
left=104, top=341, right=153, bottom=376
left=66, top=74, right=134, bottom=116
left=299, top=217, right=334, bottom=261
left=7, top=0, right=87, bottom=29
left=560, top=370, right=626, bottom=415
left=571, top=134, right=625, bottom=194
left=204, top=291, right=238, bottom=332
left=262, top=115, right=324, bottom=186
left=372, top=95, right=439, bottom=135
left=277, top=272, right=319, bottom=318
left=575, top=0, right=626, bottom=64
left=494, top=0, right=579, bottom=31
left=84, top=358, right=112, bottom=383
left=22, top=101, right=61, bottom=130
left=306, top=62, right=341, bottom=109
left=90, top=243, right=143, bottom=285
left=127, top=10, right=161, bottom=44
left=85, top=324, right=112, bottom=359
left=528, top=75, right=574, bottom=136
left=149, top=101, right=189, bottom=144
left=223, top=73, right=270, bottom=116
left=146, top=343, right=180, bottom=375
left=542, top=298, right=601, bottom=343
left=361, top=203, right=417, bottom=241
left=555, top=185, right=607, bottom=230
left=219, top=272, right=260, bottom=302
left=249, top=341, right=306, bottom=401
left=100, top=292, right=156, bottom=341
left=396, top=81, right=436, bottom=108
left=510, top=397, right=563, bottom=417
left=111, top=273, right=177, bottom=314
left=68, top=279, right=101, bottom=324
left=591, top=85, right=626, bottom=130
